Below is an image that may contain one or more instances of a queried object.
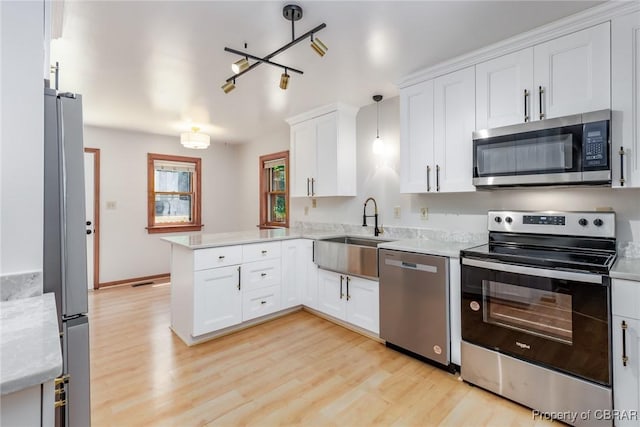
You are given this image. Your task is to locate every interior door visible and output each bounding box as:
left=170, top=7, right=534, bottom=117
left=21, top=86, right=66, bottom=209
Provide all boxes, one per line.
left=84, top=151, right=94, bottom=289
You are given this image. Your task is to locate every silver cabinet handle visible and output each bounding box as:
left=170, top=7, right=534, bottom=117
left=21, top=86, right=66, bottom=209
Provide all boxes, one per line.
left=538, top=86, right=545, bottom=120
left=339, top=275, right=344, bottom=299
left=237, top=266, right=241, bottom=290
left=311, top=178, right=315, bottom=196
left=307, top=178, right=310, bottom=196
left=619, top=147, right=626, bottom=187
left=346, top=276, right=351, bottom=301
left=524, top=89, right=530, bottom=122
left=436, top=165, right=440, bottom=192
left=427, top=165, right=431, bottom=192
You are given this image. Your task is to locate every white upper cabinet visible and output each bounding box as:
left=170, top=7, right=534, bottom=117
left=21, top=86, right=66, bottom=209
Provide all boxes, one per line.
left=534, top=22, right=610, bottom=120
left=399, top=80, right=435, bottom=193
left=400, top=67, right=475, bottom=194
left=476, top=48, right=534, bottom=130
left=433, top=66, right=476, bottom=193
left=612, top=11, right=640, bottom=188
left=287, top=104, right=357, bottom=198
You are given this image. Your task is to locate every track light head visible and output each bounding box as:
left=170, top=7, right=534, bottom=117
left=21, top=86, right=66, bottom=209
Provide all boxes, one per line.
left=231, top=58, right=249, bottom=74
left=310, top=36, right=328, bottom=57
left=221, top=80, right=236, bottom=94
left=280, top=72, right=290, bottom=90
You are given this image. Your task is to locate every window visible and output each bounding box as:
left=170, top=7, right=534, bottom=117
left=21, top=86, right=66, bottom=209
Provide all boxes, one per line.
left=147, top=153, right=202, bottom=234
left=259, top=151, right=289, bottom=228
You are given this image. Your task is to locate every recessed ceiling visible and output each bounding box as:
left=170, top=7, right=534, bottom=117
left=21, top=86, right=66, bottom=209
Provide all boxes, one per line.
left=51, top=1, right=602, bottom=144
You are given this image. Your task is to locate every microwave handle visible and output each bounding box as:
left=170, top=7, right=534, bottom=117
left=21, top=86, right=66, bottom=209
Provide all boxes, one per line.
left=538, top=86, right=545, bottom=120
left=524, top=89, right=529, bottom=123
left=461, top=257, right=603, bottom=284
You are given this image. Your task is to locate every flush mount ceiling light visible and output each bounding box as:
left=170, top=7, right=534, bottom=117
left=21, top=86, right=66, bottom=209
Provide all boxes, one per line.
left=372, top=95, right=386, bottom=155
left=222, top=4, right=327, bottom=92
left=180, top=127, right=210, bottom=150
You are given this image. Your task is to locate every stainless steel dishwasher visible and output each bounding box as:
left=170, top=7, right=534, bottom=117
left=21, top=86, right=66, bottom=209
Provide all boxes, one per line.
left=379, top=249, right=450, bottom=367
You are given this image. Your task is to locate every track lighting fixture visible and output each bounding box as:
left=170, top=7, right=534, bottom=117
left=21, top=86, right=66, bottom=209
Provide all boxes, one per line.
left=280, top=70, right=290, bottom=90
left=222, top=4, right=327, bottom=93
left=221, top=79, right=236, bottom=94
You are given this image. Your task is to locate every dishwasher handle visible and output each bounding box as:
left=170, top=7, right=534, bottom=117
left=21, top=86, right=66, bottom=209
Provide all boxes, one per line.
left=384, top=258, right=438, bottom=273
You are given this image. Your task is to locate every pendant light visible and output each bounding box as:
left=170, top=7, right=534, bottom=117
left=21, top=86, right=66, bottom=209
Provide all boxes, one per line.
left=372, top=95, right=385, bottom=155
left=180, top=127, right=210, bottom=150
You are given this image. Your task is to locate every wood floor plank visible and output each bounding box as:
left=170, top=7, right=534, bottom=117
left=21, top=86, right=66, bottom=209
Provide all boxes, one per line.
left=88, top=284, right=554, bottom=426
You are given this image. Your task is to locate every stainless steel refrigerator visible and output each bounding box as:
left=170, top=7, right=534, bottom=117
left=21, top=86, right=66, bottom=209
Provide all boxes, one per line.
left=43, top=87, right=91, bottom=427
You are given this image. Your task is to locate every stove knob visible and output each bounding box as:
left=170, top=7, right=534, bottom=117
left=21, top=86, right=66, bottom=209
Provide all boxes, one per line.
left=505, top=216, right=513, bottom=224
left=494, top=217, right=502, bottom=223
left=579, top=218, right=588, bottom=227
left=594, top=218, right=604, bottom=227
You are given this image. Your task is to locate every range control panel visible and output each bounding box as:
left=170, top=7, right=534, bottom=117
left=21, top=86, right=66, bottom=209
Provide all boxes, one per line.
left=488, top=210, right=615, bottom=238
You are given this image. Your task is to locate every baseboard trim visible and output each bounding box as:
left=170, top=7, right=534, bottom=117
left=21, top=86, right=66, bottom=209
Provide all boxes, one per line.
left=99, top=273, right=170, bottom=289
left=302, top=307, right=384, bottom=343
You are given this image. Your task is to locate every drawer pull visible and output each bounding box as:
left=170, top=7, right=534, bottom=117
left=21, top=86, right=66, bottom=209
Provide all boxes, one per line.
left=261, top=250, right=268, bottom=255
left=218, top=255, right=225, bottom=260
left=261, top=273, right=267, bottom=277
left=261, top=300, right=267, bottom=305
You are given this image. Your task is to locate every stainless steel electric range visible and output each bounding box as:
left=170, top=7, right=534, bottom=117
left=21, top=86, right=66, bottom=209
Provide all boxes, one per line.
left=460, top=210, right=616, bottom=427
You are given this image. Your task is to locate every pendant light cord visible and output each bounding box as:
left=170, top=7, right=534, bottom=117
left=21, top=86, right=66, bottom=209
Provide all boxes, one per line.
left=376, top=100, right=380, bottom=138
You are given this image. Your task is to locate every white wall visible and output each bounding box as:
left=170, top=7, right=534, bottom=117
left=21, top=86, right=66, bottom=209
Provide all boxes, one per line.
left=0, top=1, right=45, bottom=274
left=236, top=127, right=290, bottom=229
left=84, top=126, right=242, bottom=283
left=286, top=97, right=640, bottom=243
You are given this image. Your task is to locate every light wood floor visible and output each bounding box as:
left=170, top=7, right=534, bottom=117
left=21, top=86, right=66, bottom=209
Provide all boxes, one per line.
left=88, top=284, right=555, bottom=426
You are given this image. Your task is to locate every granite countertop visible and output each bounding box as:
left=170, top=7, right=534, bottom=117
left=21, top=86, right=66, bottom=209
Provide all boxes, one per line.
left=378, top=239, right=486, bottom=258
left=1, top=293, right=62, bottom=395
left=611, top=258, right=640, bottom=282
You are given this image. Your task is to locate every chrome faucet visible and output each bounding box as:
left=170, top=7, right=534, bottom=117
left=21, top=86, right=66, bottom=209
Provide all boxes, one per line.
left=363, top=197, right=381, bottom=236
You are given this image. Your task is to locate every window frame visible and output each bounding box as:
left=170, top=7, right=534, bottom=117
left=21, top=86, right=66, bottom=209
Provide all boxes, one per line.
left=147, top=153, right=203, bottom=234
left=259, top=150, right=289, bottom=229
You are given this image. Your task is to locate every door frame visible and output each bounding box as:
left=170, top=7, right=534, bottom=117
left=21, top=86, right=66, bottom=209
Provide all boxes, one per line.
left=84, top=148, right=100, bottom=290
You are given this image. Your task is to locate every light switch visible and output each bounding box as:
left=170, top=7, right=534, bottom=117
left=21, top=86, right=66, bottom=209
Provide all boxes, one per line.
left=420, top=207, right=428, bottom=220
left=394, top=206, right=401, bottom=219
left=106, top=201, right=117, bottom=210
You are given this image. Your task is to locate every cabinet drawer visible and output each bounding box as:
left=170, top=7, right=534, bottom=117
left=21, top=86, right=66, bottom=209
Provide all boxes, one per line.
left=242, top=241, right=282, bottom=263
left=241, top=259, right=281, bottom=292
left=194, top=246, right=242, bottom=271
left=613, top=279, right=640, bottom=320
left=242, top=285, right=282, bottom=321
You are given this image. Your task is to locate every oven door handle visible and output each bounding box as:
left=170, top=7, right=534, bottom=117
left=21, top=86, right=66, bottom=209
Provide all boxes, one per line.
left=461, top=258, right=603, bottom=284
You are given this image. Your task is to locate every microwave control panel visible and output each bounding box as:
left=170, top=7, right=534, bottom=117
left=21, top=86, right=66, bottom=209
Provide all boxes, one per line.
left=582, top=120, right=609, bottom=168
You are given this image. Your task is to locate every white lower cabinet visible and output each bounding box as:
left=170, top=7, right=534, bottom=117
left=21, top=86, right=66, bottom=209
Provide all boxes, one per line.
left=1, top=380, right=54, bottom=427
left=242, top=285, right=282, bottom=322
left=612, top=278, right=640, bottom=426
left=317, top=269, right=379, bottom=334
left=298, top=239, right=319, bottom=309
left=193, top=265, right=242, bottom=336
left=282, top=240, right=301, bottom=309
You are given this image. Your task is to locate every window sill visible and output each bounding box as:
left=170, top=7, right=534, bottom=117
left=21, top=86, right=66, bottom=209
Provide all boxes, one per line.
left=147, top=224, right=203, bottom=234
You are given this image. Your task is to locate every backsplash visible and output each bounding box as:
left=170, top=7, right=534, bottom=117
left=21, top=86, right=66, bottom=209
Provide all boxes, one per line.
left=0, top=271, right=42, bottom=301
left=293, top=221, right=485, bottom=243
left=619, top=241, right=640, bottom=259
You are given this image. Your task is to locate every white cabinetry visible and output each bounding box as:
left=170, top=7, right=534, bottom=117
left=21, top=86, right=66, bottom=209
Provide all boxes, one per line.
left=287, top=104, right=358, bottom=197
left=534, top=22, right=610, bottom=121
left=400, top=67, right=475, bottom=193
left=476, top=49, right=534, bottom=130
left=449, top=259, right=462, bottom=366
left=476, top=22, right=610, bottom=130
left=612, top=278, right=640, bottom=426
left=612, top=11, right=640, bottom=188
left=193, top=265, right=241, bottom=336
left=1, top=380, right=55, bottom=427
left=296, top=239, right=319, bottom=309
left=316, top=269, right=379, bottom=334
left=281, top=239, right=301, bottom=309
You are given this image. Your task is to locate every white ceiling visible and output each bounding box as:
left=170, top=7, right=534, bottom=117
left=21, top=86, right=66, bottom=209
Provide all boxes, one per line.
left=51, top=1, right=602, bottom=144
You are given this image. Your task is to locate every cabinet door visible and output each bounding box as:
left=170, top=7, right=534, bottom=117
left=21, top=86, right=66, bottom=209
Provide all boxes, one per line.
left=534, top=22, right=610, bottom=120
left=476, top=48, right=533, bottom=130
left=281, top=240, right=300, bottom=309
left=290, top=121, right=316, bottom=197
left=345, top=276, right=379, bottom=334
left=612, top=315, right=640, bottom=427
left=193, top=265, right=241, bottom=336
left=434, top=66, right=476, bottom=193
left=612, top=11, right=640, bottom=188
left=299, top=239, right=318, bottom=309
left=317, top=269, right=346, bottom=320
left=314, top=112, right=338, bottom=197
left=400, top=80, right=435, bottom=193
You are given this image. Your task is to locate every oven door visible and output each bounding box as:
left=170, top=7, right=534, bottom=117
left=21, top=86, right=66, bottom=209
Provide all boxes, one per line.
left=473, top=124, right=583, bottom=187
left=461, top=257, right=611, bottom=386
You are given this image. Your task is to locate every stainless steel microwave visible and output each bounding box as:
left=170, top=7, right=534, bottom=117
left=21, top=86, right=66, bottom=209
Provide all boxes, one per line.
left=472, top=110, right=611, bottom=188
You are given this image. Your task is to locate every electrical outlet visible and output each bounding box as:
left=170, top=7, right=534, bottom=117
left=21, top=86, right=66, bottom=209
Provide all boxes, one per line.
left=420, top=207, right=428, bottom=220
left=106, top=201, right=117, bottom=210
left=393, top=206, right=401, bottom=219
left=311, top=198, right=317, bottom=208
left=304, top=206, right=309, bottom=216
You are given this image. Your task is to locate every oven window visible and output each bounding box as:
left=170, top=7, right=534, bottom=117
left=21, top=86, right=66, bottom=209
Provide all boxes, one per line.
left=476, top=133, right=574, bottom=176
left=482, top=280, right=573, bottom=344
